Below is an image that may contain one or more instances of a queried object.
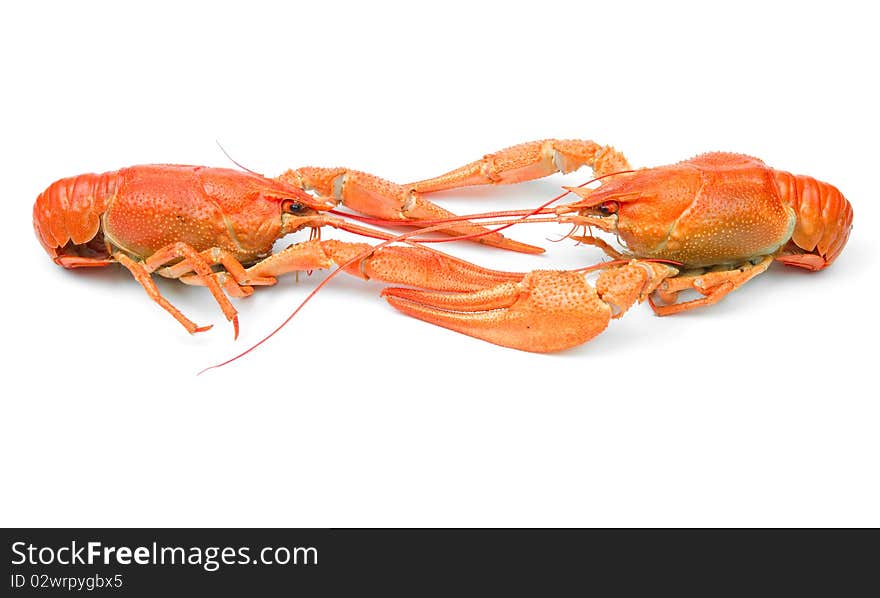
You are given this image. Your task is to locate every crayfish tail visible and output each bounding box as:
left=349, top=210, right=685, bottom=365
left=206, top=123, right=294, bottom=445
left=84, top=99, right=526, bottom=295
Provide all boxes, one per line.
left=773, top=170, right=853, bottom=269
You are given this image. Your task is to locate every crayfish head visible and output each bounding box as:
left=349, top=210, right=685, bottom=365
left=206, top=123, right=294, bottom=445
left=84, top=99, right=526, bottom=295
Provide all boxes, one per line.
left=560, top=166, right=701, bottom=256
left=241, top=178, right=331, bottom=237
left=255, top=174, right=336, bottom=235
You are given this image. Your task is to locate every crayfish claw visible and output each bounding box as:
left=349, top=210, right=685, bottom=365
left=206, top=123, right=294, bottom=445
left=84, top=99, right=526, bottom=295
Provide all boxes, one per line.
left=382, top=271, right=613, bottom=353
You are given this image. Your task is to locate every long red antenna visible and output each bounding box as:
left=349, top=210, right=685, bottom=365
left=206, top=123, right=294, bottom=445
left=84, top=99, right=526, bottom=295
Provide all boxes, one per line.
left=215, top=140, right=264, bottom=177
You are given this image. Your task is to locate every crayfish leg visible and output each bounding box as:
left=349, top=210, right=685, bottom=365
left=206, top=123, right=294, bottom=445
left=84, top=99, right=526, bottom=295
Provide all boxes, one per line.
left=567, top=234, right=628, bottom=260
left=114, top=253, right=213, bottom=335
left=137, top=242, right=241, bottom=338
left=158, top=247, right=275, bottom=288
left=648, top=256, right=773, bottom=316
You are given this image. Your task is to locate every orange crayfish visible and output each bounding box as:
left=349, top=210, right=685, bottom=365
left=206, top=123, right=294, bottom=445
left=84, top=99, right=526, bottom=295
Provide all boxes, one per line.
left=373, top=140, right=854, bottom=352
left=32, top=140, right=854, bottom=356
left=32, top=164, right=537, bottom=338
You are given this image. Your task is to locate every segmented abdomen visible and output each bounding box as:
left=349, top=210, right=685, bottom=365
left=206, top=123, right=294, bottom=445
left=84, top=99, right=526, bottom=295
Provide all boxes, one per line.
left=772, top=170, right=853, bottom=270
left=33, top=171, right=119, bottom=259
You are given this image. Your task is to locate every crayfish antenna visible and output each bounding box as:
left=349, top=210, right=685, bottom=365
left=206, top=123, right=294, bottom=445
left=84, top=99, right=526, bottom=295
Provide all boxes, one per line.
left=215, top=140, right=264, bottom=177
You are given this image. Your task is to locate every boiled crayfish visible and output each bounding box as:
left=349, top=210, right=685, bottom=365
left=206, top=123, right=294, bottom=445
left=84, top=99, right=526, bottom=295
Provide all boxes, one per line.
left=374, top=140, right=854, bottom=352
left=32, top=164, right=537, bottom=338
left=32, top=140, right=854, bottom=355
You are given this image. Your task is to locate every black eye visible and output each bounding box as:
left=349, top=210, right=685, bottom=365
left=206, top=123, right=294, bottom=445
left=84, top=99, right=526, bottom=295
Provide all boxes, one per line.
left=281, top=199, right=306, bottom=214
left=598, top=201, right=619, bottom=216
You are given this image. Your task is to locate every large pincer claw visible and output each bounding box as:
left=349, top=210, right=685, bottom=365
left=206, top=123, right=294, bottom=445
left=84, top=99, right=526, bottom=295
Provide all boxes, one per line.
left=381, top=270, right=613, bottom=352
left=381, top=261, right=680, bottom=352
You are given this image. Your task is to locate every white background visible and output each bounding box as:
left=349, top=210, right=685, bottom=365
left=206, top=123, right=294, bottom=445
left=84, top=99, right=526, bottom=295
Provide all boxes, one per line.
left=1, top=1, right=877, bottom=527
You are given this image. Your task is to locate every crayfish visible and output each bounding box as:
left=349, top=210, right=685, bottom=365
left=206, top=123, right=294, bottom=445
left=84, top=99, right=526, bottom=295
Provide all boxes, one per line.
left=375, top=140, right=853, bottom=351
left=32, top=163, right=537, bottom=339
left=32, top=139, right=853, bottom=355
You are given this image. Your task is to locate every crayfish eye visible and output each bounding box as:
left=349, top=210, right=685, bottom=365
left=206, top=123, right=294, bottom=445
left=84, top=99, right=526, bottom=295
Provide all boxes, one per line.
left=281, top=199, right=307, bottom=214
left=598, top=201, right=619, bottom=216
